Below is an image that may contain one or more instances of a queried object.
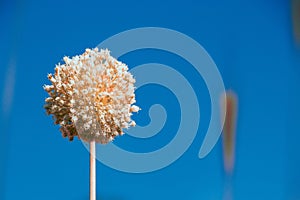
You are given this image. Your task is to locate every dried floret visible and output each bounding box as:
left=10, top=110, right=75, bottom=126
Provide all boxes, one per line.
left=44, top=48, right=140, bottom=144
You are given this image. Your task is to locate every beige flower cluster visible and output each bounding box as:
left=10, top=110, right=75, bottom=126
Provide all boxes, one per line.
left=44, top=48, right=140, bottom=144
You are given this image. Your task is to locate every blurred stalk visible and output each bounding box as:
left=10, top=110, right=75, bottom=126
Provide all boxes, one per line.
left=292, top=0, right=300, bottom=45
left=221, top=91, right=238, bottom=200
left=1, top=1, right=25, bottom=199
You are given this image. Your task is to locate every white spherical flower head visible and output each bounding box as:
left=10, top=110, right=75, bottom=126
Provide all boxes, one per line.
left=44, top=48, right=140, bottom=144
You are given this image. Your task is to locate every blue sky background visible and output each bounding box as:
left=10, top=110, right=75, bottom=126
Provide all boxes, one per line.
left=1, top=0, right=300, bottom=199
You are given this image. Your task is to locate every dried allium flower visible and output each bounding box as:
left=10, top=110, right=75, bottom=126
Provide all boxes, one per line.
left=43, top=48, right=140, bottom=144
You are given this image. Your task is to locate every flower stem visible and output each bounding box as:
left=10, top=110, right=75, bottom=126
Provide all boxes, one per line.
left=90, top=141, right=96, bottom=200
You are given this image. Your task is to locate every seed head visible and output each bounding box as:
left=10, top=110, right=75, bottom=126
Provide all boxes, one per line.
left=44, top=48, right=140, bottom=144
